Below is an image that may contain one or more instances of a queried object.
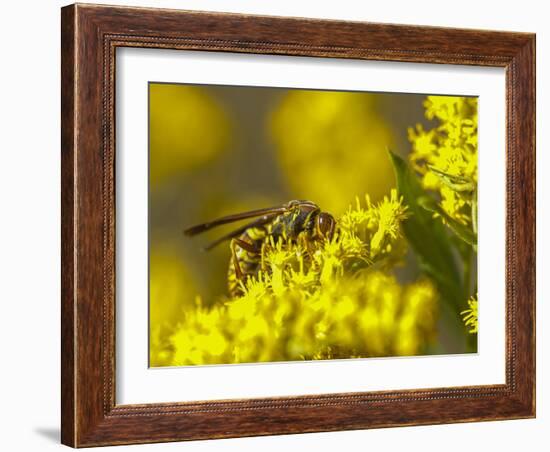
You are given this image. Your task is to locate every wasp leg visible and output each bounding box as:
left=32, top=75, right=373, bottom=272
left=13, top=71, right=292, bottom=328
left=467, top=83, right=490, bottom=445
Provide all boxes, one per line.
left=234, top=238, right=257, bottom=253
left=230, top=238, right=257, bottom=281
left=298, top=234, right=316, bottom=266
left=260, top=241, right=267, bottom=272
left=230, top=240, right=243, bottom=280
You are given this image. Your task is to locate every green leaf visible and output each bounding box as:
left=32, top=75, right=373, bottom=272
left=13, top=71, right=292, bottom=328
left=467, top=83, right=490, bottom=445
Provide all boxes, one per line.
left=388, top=150, right=463, bottom=316
left=427, top=165, right=475, bottom=193
left=417, top=196, right=477, bottom=248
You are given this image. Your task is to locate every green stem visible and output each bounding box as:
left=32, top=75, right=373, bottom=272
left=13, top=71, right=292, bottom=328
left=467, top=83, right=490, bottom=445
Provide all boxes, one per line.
left=463, top=245, right=472, bottom=302
left=462, top=245, right=478, bottom=352
left=472, top=189, right=478, bottom=236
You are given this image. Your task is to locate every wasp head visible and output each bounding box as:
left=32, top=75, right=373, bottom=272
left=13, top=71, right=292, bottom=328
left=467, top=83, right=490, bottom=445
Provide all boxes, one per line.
left=315, top=212, right=336, bottom=242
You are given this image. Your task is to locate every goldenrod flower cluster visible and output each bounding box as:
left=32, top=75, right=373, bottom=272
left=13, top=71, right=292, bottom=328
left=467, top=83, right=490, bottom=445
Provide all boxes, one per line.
left=166, top=190, right=438, bottom=365
left=149, top=249, right=200, bottom=367
left=461, top=295, right=478, bottom=334
left=408, top=96, right=478, bottom=228
left=408, top=96, right=479, bottom=337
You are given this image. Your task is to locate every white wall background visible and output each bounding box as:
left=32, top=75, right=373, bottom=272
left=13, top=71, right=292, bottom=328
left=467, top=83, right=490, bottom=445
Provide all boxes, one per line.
left=0, top=1, right=545, bottom=450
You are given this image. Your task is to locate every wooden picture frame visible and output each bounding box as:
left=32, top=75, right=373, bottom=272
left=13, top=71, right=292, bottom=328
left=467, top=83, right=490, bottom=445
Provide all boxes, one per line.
left=61, top=3, right=535, bottom=447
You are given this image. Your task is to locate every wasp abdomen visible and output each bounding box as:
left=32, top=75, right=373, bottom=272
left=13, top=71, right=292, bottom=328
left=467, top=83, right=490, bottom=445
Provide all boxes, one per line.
left=227, top=227, right=266, bottom=297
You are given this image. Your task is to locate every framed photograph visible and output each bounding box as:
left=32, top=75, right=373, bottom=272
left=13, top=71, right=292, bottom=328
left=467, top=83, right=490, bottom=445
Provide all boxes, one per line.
left=61, top=3, right=535, bottom=447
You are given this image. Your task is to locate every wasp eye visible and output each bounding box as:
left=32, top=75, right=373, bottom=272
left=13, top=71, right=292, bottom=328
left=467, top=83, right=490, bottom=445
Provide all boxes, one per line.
left=317, top=213, right=336, bottom=241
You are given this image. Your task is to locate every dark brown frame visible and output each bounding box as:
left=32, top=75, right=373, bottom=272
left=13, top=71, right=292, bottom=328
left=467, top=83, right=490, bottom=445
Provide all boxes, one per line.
left=61, top=3, right=536, bottom=447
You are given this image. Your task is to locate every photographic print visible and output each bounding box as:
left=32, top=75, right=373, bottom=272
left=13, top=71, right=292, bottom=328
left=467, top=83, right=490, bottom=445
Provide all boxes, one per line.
left=148, top=83, right=479, bottom=367
left=62, top=6, right=536, bottom=445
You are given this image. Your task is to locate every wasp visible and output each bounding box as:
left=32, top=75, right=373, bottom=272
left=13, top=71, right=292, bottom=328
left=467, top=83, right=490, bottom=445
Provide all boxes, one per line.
left=184, top=200, right=336, bottom=297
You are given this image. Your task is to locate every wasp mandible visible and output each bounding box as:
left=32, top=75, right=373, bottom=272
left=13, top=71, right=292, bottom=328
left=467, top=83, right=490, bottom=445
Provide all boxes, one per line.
left=184, top=200, right=336, bottom=297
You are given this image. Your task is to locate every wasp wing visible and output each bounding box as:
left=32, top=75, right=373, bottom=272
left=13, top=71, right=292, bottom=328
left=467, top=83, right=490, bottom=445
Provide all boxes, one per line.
left=183, top=204, right=288, bottom=236
left=202, top=213, right=279, bottom=251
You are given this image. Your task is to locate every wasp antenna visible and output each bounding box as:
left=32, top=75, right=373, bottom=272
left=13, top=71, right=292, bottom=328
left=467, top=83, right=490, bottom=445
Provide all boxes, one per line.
left=183, top=224, right=209, bottom=236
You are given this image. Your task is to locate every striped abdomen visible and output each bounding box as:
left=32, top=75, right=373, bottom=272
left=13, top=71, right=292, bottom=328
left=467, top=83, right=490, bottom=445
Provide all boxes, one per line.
left=227, top=226, right=267, bottom=297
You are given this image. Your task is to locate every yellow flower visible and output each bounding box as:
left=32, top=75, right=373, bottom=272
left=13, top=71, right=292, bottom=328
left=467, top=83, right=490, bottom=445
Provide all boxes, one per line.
left=369, top=190, right=409, bottom=258
left=408, top=96, right=478, bottom=228
left=461, top=295, right=478, bottom=334
left=149, top=249, right=199, bottom=367
left=164, top=192, right=440, bottom=365
left=169, top=270, right=438, bottom=365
